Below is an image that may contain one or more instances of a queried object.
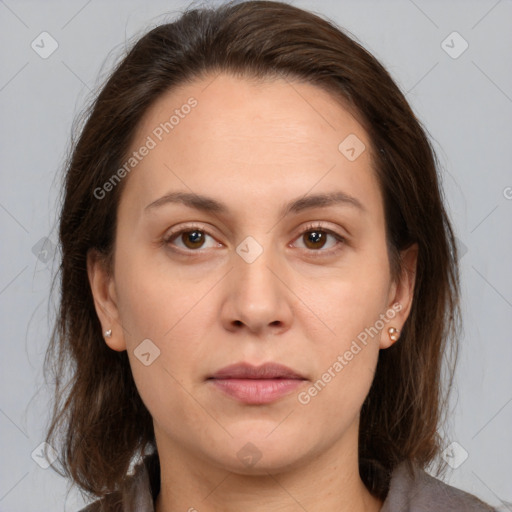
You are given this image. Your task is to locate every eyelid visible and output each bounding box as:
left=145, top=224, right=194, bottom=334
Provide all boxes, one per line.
left=290, top=222, right=346, bottom=254
left=298, top=221, right=347, bottom=239
left=163, top=222, right=220, bottom=249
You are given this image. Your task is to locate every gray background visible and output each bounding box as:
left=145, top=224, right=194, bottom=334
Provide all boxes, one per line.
left=0, top=0, right=511, bottom=510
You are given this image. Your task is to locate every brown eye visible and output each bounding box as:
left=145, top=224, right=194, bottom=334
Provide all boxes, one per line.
left=164, top=226, right=220, bottom=252
left=303, top=230, right=328, bottom=249
left=180, top=230, right=205, bottom=249
left=292, top=225, right=345, bottom=255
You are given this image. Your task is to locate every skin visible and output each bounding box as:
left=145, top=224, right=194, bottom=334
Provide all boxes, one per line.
left=88, top=72, right=418, bottom=512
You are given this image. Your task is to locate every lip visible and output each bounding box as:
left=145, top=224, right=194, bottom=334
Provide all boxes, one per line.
left=208, top=362, right=307, bottom=404
left=209, top=362, right=305, bottom=380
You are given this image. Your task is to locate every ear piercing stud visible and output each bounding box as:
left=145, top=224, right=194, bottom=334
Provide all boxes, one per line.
left=104, top=329, right=112, bottom=338
left=388, top=327, right=400, bottom=342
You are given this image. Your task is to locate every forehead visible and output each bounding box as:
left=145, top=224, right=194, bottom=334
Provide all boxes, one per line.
left=121, top=72, right=382, bottom=221
left=136, top=72, right=363, bottom=156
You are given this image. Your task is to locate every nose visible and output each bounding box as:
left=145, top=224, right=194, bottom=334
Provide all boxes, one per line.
left=219, top=243, right=294, bottom=336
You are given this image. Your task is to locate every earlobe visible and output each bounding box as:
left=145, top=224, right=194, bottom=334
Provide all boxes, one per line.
left=380, top=317, right=402, bottom=349
left=86, top=249, right=127, bottom=352
left=380, top=243, right=419, bottom=349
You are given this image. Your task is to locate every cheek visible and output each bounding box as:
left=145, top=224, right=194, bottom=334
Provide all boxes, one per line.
left=113, top=249, right=216, bottom=393
left=295, top=252, right=390, bottom=403
left=296, top=278, right=386, bottom=425
left=304, top=258, right=390, bottom=348
left=118, top=280, right=212, bottom=439
left=113, top=247, right=213, bottom=344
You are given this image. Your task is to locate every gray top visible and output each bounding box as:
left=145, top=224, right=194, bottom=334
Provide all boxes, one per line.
left=80, top=455, right=496, bottom=511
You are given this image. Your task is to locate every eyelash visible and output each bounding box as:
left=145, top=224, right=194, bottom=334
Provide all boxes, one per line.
left=162, top=222, right=346, bottom=257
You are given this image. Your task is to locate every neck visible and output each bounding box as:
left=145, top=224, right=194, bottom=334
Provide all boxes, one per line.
left=153, top=424, right=383, bottom=512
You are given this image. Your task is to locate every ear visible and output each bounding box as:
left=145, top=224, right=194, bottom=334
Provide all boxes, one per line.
left=380, top=243, right=418, bottom=349
left=86, top=248, right=126, bottom=352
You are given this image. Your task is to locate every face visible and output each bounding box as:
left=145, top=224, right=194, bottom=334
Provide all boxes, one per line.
left=88, top=72, right=417, bottom=474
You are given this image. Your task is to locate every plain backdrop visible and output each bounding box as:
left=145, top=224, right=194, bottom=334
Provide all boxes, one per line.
left=0, top=0, right=511, bottom=510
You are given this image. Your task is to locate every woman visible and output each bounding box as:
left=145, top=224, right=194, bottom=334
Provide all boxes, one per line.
left=45, top=1, right=496, bottom=510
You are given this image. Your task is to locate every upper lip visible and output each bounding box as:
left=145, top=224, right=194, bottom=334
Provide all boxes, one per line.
left=209, top=362, right=306, bottom=380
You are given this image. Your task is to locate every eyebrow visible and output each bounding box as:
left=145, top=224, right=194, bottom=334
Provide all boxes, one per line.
left=144, top=190, right=366, bottom=217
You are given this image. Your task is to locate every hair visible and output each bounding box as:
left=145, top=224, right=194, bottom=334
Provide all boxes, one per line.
left=45, top=0, right=461, bottom=502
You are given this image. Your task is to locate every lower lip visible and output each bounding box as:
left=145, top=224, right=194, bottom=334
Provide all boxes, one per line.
left=209, top=378, right=304, bottom=404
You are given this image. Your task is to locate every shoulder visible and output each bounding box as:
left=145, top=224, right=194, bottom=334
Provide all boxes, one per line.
left=381, top=461, right=497, bottom=512
left=77, top=453, right=159, bottom=512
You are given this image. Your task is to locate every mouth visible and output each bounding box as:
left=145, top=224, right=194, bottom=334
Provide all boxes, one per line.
left=207, top=362, right=307, bottom=404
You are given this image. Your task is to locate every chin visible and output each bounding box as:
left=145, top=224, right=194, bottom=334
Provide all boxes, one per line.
left=203, top=429, right=318, bottom=476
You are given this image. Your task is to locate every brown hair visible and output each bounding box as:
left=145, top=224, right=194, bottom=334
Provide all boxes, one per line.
left=45, top=0, right=460, bottom=501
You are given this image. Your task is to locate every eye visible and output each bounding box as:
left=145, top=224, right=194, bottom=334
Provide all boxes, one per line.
left=292, top=224, right=345, bottom=254
left=163, top=223, right=345, bottom=255
left=164, top=226, right=220, bottom=251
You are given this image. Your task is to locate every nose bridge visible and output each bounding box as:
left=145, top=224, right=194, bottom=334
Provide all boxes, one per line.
left=234, top=233, right=279, bottom=300
left=225, top=232, right=291, bottom=331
